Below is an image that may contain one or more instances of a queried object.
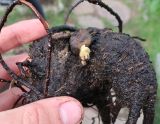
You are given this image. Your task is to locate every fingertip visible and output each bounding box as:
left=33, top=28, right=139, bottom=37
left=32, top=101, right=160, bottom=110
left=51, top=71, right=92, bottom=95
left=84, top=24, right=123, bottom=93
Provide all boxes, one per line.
left=0, top=19, right=47, bottom=53
left=37, top=97, right=84, bottom=124
left=60, top=100, right=83, bottom=124
left=0, top=97, right=84, bottom=124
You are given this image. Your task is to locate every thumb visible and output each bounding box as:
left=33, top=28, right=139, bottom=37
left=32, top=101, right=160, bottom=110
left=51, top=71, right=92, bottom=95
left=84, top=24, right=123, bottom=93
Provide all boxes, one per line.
left=0, top=96, right=83, bottom=124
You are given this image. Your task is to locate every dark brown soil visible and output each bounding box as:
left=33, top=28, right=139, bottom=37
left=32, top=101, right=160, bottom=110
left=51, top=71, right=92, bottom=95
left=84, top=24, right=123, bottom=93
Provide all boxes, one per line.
left=20, top=27, right=157, bottom=124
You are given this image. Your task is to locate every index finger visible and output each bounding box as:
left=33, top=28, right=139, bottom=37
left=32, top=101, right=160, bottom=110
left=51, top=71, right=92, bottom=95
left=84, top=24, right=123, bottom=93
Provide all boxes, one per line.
left=0, top=19, right=47, bottom=53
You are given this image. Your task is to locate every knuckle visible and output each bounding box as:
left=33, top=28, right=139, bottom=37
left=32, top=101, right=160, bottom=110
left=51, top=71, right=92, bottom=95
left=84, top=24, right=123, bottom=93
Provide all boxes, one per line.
left=22, top=103, right=50, bottom=124
left=22, top=105, right=39, bottom=124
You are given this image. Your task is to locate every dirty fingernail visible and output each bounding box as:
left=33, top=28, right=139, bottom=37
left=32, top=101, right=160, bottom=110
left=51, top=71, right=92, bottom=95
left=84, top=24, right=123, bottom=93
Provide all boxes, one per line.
left=60, top=101, right=83, bottom=124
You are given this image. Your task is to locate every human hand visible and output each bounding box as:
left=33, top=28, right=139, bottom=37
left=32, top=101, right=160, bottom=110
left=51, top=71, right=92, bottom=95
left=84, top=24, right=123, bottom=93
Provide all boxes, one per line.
left=0, top=19, right=83, bottom=124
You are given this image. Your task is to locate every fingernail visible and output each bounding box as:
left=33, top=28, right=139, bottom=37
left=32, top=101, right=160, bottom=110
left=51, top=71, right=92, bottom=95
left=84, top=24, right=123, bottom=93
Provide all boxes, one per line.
left=60, top=101, right=83, bottom=124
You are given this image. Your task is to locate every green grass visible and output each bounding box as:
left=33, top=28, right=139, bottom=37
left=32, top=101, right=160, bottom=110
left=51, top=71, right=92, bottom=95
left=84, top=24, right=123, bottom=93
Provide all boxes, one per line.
left=0, top=6, right=34, bottom=25
left=0, top=6, right=65, bottom=26
left=45, top=10, right=65, bottom=26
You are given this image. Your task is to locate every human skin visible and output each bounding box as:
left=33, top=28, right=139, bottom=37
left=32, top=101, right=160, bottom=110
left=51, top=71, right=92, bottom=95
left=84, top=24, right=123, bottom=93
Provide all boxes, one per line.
left=0, top=19, right=83, bottom=124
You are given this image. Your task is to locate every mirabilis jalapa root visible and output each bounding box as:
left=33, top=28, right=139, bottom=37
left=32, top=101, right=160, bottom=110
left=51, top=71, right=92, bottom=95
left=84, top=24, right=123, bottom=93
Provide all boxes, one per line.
left=0, top=0, right=157, bottom=124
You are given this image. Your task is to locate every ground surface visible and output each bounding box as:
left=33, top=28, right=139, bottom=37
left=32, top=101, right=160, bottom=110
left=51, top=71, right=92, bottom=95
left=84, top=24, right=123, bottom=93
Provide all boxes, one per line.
left=83, top=107, right=143, bottom=124
left=72, top=0, right=131, bottom=28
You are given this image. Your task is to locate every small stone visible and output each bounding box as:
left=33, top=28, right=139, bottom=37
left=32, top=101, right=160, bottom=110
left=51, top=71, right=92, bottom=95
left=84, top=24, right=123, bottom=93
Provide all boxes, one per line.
left=73, top=1, right=95, bottom=15
left=78, top=15, right=104, bottom=28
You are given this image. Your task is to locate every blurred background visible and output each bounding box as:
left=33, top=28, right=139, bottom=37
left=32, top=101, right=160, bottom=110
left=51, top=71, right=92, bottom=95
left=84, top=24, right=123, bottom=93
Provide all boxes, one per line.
left=0, top=0, right=160, bottom=123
